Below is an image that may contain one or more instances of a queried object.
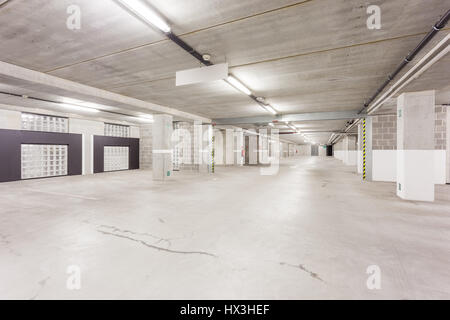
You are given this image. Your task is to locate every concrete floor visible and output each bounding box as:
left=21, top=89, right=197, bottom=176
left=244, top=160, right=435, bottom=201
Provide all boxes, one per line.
left=0, top=157, right=449, bottom=300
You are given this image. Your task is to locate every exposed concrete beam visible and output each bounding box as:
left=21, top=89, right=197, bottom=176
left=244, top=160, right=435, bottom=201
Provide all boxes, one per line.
left=213, top=110, right=367, bottom=125
left=0, top=61, right=211, bottom=123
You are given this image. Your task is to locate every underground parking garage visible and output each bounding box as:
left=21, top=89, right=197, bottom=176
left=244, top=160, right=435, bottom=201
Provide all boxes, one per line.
left=0, top=0, right=450, bottom=306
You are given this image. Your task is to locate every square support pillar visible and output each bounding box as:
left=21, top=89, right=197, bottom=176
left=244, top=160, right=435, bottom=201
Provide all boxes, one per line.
left=258, top=129, right=269, bottom=164
left=200, top=124, right=213, bottom=173
left=152, top=114, right=173, bottom=181
left=343, top=135, right=357, bottom=166
left=234, top=128, right=244, bottom=166
left=225, top=129, right=234, bottom=165
left=248, top=133, right=258, bottom=165
left=397, top=90, right=435, bottom=201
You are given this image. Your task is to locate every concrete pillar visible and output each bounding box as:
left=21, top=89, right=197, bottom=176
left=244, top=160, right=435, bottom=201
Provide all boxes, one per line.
left=199, top=124, right=213, bottom=173
left=248, top=133, right=258, bottom=165
left=258, top=129, right=269, bottom=164
left=225, top=129, right=234, bottom=165
left=397, top=90, right=435, bottom=201
left=213, top=129, right=224, bottom=166
left=235, top=128, right=244, bottom=166
left=343, top=135, right=357, bottom=166
left=152, top=114, right=173, bottom=181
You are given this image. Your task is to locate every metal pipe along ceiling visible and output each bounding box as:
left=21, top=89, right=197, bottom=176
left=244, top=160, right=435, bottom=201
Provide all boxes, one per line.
left=358, top=9, right=450, bottom=114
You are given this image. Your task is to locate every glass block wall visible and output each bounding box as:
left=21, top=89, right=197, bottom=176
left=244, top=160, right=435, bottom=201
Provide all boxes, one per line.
left=104, top=146, right=129, bottom=172
left=21, top=144, right=68, bottom=179
left=21, top=113, right=68, bottom=133
left=104, top=123, right=130, bottom=137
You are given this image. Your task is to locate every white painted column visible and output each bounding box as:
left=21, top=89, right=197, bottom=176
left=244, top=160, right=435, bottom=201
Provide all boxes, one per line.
left=249, top=134, right=258, bottom=165
left=225, top=129, right=234, bottom=165
left=344, top=136, right=357, bottom=166
left=363, top=117, right=373, bottom=181
left=397, top=90, right=435, bottom=201
left=234, top=128, right=244, bottom=166
left=213, top=129, right=224, bottom=166
left=68, top=118, right=104, bottom=175
left=152, top=114, right=173, bottom=181
left=200, top=124, right=213, bottom=173
left=258, top=129, right=269, bottom=164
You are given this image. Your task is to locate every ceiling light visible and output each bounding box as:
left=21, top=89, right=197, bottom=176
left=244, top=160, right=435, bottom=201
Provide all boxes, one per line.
left=61, top=104, right=99, bottom=113
left=117, top=0, right=171, bottom=33
left=137, top=114, right=154, bottom=122
left=227, top=76, right=252, bottom=96
left=263, top=104, right=277, bottom=115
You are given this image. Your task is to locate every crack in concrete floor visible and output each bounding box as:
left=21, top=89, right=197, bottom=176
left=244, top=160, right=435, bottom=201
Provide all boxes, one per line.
left=99, top=225, right=174, bottom=248
left=280, top=262, right=324, bottom=282
left=97, top=227, right=217, bottom=258
left=30, top=276, right=51, bottom=300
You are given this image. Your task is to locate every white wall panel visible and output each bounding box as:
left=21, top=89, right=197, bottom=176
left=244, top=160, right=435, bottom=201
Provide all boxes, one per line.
left=0, top=109, right=21, bottom=130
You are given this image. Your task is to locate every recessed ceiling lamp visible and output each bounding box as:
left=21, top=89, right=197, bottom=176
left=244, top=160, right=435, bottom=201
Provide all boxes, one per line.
left=226, top=76, right=252, bottom=96
left=117, top=0, right=171, bottom=33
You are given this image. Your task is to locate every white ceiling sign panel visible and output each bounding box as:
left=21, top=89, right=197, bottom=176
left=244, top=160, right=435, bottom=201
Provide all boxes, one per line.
left=176, top=63, right=228, bottom=86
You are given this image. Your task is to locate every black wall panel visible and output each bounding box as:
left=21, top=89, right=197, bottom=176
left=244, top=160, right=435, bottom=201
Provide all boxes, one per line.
left=93, top=136, right=140, bottom=173
left=0, top=129, right=82, bottom=183
left=326, top=145, right=333, bottom=157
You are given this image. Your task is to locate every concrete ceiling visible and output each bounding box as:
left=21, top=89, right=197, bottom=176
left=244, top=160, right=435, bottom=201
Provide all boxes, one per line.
left=0, top=0, right=449, bottom=144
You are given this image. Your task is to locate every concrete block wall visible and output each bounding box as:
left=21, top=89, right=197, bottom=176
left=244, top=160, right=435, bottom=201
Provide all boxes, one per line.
left=359, top=108, right=448, bottom=184
left=372, top=115, right=397, bottom=150
left=435, top=105, right=447, bottom=150
left=434, top=106, right=447, bottom=184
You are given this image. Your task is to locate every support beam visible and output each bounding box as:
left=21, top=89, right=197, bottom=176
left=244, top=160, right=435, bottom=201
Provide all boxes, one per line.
left=213, top=110, right=367, bottom=125
left=0, top=61, right=211, bottom=123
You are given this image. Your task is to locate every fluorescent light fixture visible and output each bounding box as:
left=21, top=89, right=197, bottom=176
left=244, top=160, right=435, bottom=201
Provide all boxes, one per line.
left=263, top=104, right=277, bottom=115
left=137, top=114, right=154, bottom=122
left=227, top=76, right=252, bottom=96
left=139, top=114, right=154, bottom=120
left=118, top=0, right=171, bottom=33
left=61, top=104, right=99, bottom=113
